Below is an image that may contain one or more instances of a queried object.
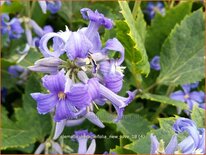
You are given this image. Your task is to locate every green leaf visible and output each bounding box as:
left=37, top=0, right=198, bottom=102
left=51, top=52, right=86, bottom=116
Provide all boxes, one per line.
left=1, top=75, right=51, bottom=150
left=0, top=1, right=23, bottom=13
left=140, top=93, right=188, bottom=110
left=145, top=2, right=192, bottom=58
left=110, top=146, right=135, bottom=154
left=191, top=104, right=205, bottom=128
left=116, top=114, right=151, bottom=141
left=157, top=10, right=205, bottom=85
left=18, top=49, right=42, bottom=68
left=118, top=1, right=150, bottom=76
left=1, top=59, right=16, bottom=89
left=125, top=117, right=176, bottom=153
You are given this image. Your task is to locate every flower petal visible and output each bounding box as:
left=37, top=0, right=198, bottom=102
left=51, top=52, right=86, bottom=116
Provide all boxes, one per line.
left=150, top=134, right=159, bottom=154
left=165, top=135, right=178, bottom=154
left=34, top=143, right=45, bottom=154
left=38, top=1, right=47, bottom=14
left=42, top=70, right=65, bottom=93
left=53, top=119, right=66, bottom=140
left=85, top=112, right=105, bottom=128
left=85, top=139, right=96, bottom=154
left=31, top=93, right=57, bottom=114
left=170, top=90, right=185, bottom=102
left=51, top=141, right=63, bottom=154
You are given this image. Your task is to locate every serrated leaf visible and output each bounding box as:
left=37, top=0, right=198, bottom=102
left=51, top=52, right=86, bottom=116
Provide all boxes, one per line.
left=140, top=93, right=188, bottom=110
left=1, top=75, right=51, bottom=150
left=145, top=2, right=192, bottom=58
left=191, top=104, right=205, bottom=128
left=116, top=114, right=151, bottom=141
left=118, top=1, right=150, bottom=75
left=110, top=146, right=135, bottom=154
left=157, top=10, right=205, bottom=85
left=125, top=117, right=176, bottom=153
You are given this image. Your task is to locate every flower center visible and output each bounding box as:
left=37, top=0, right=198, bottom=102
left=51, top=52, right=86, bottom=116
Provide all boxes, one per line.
left=184, top=94, right=190, bottom=99
left=58, top=91, right=66, bottom=100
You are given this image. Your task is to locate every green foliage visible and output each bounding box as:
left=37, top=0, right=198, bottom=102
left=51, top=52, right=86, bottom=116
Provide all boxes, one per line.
left=140, top=93, right=188, bottom=109
left=1, top=58, right=16, bottom=89
left=0, top=1, right=23, bottom=13
left=1, top=75, right=51, bottom=150
left=145, top=2, right=192, bottom=58
left=18, top=49, right=42, bottom=68
left=125, top=117, right=176, bottom=153
left=118, top=1, right=150, bottom=77
left=191, top=104, right=205, bottom=128
left=157, top=10, right=205, bottom=85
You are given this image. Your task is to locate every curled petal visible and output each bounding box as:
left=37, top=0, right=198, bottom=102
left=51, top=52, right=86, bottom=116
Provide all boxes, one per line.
left=34, top=143, right=45, bottom=154
left=25, top=27, right=33, bottom=46
left=53, top=119, right=66, bottom=140
left=178, top=136, right=195, bottom=154
left=31, top=93, right=57, bottom=114
left=80, top=8, right=113, bottom=29
left=77, top=71, right=89, bottom=84
left=103, top=38, right=125, bottom=65
left=39, top=32, right=66, bottom=57
left=47, top=0, right=62, bottom=14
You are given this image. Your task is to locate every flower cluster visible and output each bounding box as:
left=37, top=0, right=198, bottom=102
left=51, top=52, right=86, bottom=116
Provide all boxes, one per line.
left=170, top=82, right=205, bottom=112
left=150, top=118, right=205, bottom=154
left=30, top=8, right=136, bottom=140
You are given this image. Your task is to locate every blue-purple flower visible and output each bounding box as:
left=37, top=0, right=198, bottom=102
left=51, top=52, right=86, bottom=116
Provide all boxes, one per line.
left=1, top=14, right=24, bottom=40
left=170, top=82, right=205, bottom=111
left=146, top=2, right=165, bottom=19
left=31, top=70, right=90, bottom=122
left=73, top=130, right=96, bottom=154
left=173, top=118, right=205, bottom=154
left=150, top=56, right=160, bottom=71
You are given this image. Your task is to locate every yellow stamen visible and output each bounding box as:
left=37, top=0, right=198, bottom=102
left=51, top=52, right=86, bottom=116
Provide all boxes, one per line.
left=58, top=92, right=66, bottom=100
left=184, top=94, right=189, bottom=99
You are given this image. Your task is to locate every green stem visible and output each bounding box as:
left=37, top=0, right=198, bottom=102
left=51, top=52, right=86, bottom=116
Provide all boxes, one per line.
left=30, top=1, right=36, bottom=17
left=48, top=114, right=56, bottom=140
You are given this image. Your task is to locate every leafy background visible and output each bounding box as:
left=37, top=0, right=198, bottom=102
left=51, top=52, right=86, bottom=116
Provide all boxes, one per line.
left=1, top=0, right=205, bottom=154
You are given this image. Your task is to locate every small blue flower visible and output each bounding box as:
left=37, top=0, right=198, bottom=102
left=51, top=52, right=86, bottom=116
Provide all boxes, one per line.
left=8, top=65, right=25, bottom=78
left=150, top=56, right=160, bottom=71
left=146, top=2, right=165, bottom=19
left=1, top=14, right=24, bottom=40
left=170, top=82, right=205, bottom=111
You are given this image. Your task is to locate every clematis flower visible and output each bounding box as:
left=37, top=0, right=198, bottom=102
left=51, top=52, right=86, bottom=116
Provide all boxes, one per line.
left=146, top=2, right=165, bottom=19
left=173, top=118, right=205, bottom=154
left=1, top=14, right=24, bottom=40
left=31, top=70, right=91, bottom=122
left=150, top=56, right=160, bottom=71
left=170, top=82, right=205, bottom=111
left=73, top=130, right=96, bottom=154
left=78, top=71, right=136, bottom=122
left=150, top=134, right=178, bottom=154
